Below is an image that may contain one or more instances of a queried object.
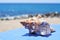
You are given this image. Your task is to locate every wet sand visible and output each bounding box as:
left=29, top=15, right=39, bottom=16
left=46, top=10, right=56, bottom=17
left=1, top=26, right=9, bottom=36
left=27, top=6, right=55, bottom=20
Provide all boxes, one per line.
left=0, top=17, right=60, bottom=32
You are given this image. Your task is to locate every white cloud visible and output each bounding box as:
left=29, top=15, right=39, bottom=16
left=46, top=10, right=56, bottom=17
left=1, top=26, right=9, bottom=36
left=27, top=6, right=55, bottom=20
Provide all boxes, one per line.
left=0, top=0, right=60, bottom=3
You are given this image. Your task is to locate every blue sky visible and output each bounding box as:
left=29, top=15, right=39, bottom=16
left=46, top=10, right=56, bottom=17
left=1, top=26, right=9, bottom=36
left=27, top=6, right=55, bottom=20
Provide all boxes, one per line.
left=0, top=0, right=60, bottom=3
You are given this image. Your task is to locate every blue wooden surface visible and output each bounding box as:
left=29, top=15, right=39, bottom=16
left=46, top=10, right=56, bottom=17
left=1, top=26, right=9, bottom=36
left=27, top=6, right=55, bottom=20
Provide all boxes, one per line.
left=0, top=24, right=60, bottom=40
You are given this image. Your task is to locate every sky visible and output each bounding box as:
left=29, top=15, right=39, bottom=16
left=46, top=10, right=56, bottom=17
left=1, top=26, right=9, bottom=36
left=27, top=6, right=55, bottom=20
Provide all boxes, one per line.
left=0, top=0, right=60, bottom=3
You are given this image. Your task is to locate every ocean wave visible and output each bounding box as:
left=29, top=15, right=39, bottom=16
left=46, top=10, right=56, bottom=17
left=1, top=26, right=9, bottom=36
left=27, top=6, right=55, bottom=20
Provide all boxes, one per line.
left=0, top=14, right=29, bottom=20
left=0, top=11, right=60, bottom=20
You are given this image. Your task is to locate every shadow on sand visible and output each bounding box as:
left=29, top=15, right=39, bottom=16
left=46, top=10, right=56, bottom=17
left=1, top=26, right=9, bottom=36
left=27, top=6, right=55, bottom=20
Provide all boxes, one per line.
left=22, top=33, right=52, bottom=37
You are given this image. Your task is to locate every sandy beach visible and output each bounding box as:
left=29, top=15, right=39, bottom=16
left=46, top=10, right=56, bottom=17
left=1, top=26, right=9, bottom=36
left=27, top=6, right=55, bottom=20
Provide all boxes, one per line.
left=0, top=17, right=60, bottom=32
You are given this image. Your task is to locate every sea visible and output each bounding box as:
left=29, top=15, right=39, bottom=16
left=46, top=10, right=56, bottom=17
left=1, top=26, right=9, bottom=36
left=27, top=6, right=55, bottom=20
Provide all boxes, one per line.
left=0, top=3, right=60, bottom=18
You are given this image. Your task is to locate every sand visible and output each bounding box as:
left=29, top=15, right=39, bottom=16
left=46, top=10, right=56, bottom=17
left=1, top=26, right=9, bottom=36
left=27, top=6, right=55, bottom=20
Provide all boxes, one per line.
left=0, top=17, right=60, bottom=32
left=45, top=17, right=60, bottom=24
